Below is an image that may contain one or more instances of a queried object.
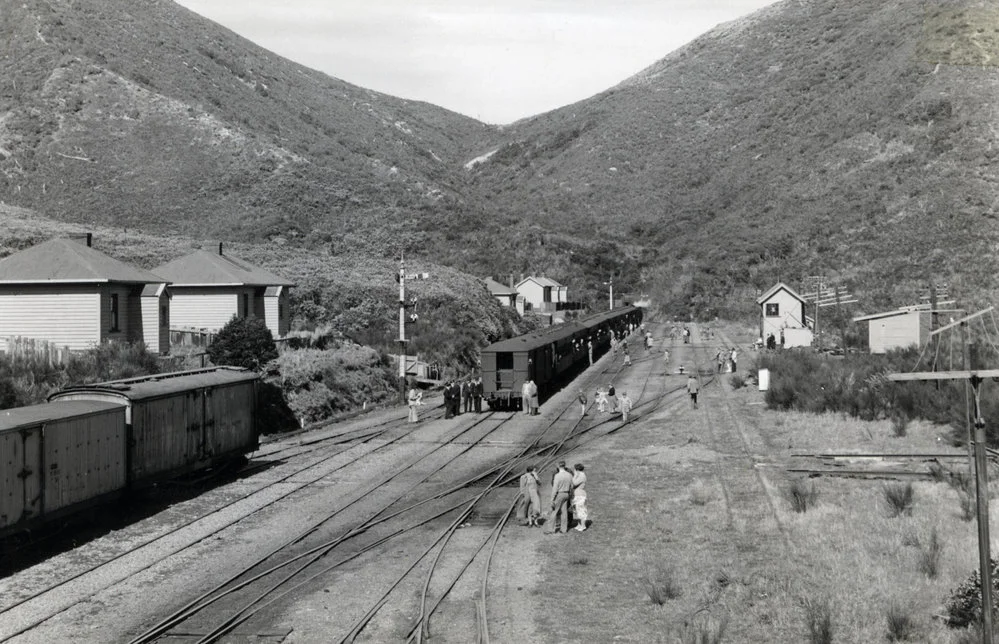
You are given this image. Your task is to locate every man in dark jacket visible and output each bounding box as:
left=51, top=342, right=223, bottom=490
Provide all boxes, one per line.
left=461, top=379, right=472, bottom=413
left=472, top=377, right=483, bottom=413
left=443, top=381, right=454, bottom=419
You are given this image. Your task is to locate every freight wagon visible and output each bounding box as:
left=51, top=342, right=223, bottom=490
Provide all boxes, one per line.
left=50, top=367, right=259, bottom=484
left=1, top=401, right=127, bottom=537
left=480, top=306, right=643, bottom=410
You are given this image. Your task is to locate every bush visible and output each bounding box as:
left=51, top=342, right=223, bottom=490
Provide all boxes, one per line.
left=729, top=373, right=746, bottom=390
left=802, top=597, right=834, bottom=644
left=885, top=602, right=918, bottom=641
left=642, top=562, right=683, bottom=605
left=786, top=479, right=819, bottom=513
left=918, top=526, right=943, bottom=578
left=690, top=479, right=713, bottom=506
left=883, top=482, right=914, bottom=517
left=890, top=412, right=909, bottom=438
left=945, top=558, right=999, bottom=628
left=207, top=316, right=278, bottom=370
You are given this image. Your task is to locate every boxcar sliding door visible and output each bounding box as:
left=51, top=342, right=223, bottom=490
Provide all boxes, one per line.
left=0, top=426, right=41, bottom=532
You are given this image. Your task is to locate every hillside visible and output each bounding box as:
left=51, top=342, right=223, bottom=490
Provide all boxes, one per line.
left=0, top=0, right=488, bottom=249
left=3, top=0, right=999, bottom=320
left=466, top=0, right=999, bottom=315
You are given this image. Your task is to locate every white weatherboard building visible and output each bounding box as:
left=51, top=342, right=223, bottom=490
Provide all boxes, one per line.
left=516, top=276, right=566, bottom=314
left=153, top=246, right=295, bottom=338
left=852, top=306, right=961, bottom=354
left=483, top=277, right=525, bottom=315
left=0, top=238, right=171, bottom=354
left=756, top=282, right=813, bottom=348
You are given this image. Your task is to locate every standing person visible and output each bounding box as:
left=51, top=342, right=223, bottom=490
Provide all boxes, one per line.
left=517, top=466, right=542, bottom=526
left=587, top=340, right=593, bottom=366
left=687, top=375, right=700, bottom=408
left=767, top=333, right=776, bottom=350
left=608, top=384, right=617, bottom=413
left=730, top=347, right=738, bottom=373
left=611, top=335, right=618, bottom=355
left=443, top=381, right=454, bottom=419
left=528, top=379, right=540, bottom=415
left=619, top=391, right=633, bottom=422
left=544, top=462, right=573, bottom=534
left=716, top=349, right=724, bottom=374
left=407, top=385, right=422, bottom=423
left=623, top=348, right=631, bottom=367
left=663, top=348, right=671, bottom=372
left=521, top=379, right=531, bottom=415
left=461, top=379, right=472, bottom=414
left=572, top=464, right=588, bottom=531
left=472, top=376, right=483, bottom=413
left=577, top=389, right=587, bottom=417
left=596, top=388, right=608, bottom=413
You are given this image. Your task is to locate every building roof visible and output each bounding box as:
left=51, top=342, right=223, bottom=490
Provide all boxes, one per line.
left=516, top=275, right=564, bottom=289
left=483, top=277, right=517, bottom=296
left=0, top=238, right=168, bottom=285
left=852, top=308, right=964, bottom=323
left=153, top=250, right=295, bottom=288
left=756, top=282, right=806, bottom=305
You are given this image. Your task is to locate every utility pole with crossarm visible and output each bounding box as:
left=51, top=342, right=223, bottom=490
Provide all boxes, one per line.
left=888, top=306, right=997, bottom=644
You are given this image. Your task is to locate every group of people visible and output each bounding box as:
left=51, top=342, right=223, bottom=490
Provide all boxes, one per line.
left=443, top=377, right=484, bottom=419
left=765, top=331, right=785, bottom=349
left=521, top=379, right=539, bottom=415
left=517, top=461, right=589, bottom=533
left=591, top=385, right=633, bottom=421
left=714, top=347, right=739, bottom=373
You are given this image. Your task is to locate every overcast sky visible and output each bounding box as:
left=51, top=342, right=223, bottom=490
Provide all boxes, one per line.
left=174, top=0, right=775, bottom=124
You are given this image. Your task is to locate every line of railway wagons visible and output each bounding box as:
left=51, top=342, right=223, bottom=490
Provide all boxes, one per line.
left=480, top=305, right=643, bottom=410
left=0, top=367, right=259, bottom=538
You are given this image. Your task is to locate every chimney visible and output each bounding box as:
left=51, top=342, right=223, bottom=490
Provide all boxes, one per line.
left=218, top=242, right=223, bottom=256
left=509, top=273, right=514, bottom=288
left=86, top=232, right=92, bottom=247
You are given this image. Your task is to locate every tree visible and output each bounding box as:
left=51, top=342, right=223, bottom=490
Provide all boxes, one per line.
left=208, top=316, right=278, bottom=370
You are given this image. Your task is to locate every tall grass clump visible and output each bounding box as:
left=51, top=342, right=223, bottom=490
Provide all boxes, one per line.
left=690, top=479, right=713, bottom=506
left=786, top=478, right=819, bottom=513
left=729, top=373, right=746, bottom=390
left=885, top=602, right=918, bottom=641
left=802, top=597, right=834, bottom=644
left=672, top=613, right=729, bottom=644
left=917, top=526, right=943, bottom=578
left=890, top=411, right=909, bottom=437
left=642, top=562, right=683, bottom=605
left=883, top=482, right=914, bottom=517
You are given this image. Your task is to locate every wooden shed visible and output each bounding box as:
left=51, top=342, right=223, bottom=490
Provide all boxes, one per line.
left=0, top=400, right=127, bottom=536
left=50, top=367, right=259, bottom=483
left=852, top=307, right=960, bottom=354
left=153, top=246, right=295, bottom=339
left=0, top=238, right=171, bottom=354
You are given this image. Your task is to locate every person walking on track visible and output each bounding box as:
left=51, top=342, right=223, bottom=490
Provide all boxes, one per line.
left=521, top=380, right=531, bottom=415
left=407, top=385, right=422, bottom=423
left=619, top=391, right=633, bottom=423
left=577, top=389, right=587, bottom=417
left=687, top=375, right=700, bottom=408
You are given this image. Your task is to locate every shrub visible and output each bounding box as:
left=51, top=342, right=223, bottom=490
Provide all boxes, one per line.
left=945, top=558, right=999, bottom=628
left=883, top=482, right=914, bottom=517
left=642, top=562, right=683, bottom=605
left=890, top=412, right=909, bottom=437
left=690, top=479, right=713, bottom=506
left=207, top=316, right=278, bottom=371
left=885, top=602, right=918, bottom=641
left=802, top=597, right=834, bottom=644
left=918, top=526, right=943, bottom=578
left=729, top=373, right=746, bottom=390
left=786, top=479, right=819, bottom=513
left=672, top=613, right=729, bottom=644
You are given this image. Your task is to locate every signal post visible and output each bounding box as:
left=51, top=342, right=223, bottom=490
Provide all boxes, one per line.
left=397, top=257, right=429, bottom=403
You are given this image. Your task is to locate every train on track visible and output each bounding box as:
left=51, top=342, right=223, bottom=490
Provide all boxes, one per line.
left=0, top=367, right=259, bottom=538
left=480, top=305, right=643, bottom=410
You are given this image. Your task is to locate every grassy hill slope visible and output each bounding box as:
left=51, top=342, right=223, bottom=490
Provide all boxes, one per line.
left=467, top=0, right=999, bottom=316
left=0, top=0, right=489, bottom=248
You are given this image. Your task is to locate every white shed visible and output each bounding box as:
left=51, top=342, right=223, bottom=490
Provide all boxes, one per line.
left=852, top=307, right=959, bottom=354
left=516, top=276, right=566, bottom=313
left=756, top=282, right=813, bottom=348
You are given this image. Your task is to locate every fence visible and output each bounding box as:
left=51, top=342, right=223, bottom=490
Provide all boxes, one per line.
left=1, top=336, right=73, bottom=367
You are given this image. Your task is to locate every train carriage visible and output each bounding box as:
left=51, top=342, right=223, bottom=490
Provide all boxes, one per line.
left=0, top=401, right=127, bottom=538
left=50, top=367, right=259, bottom=485
left=481, top=306, right=642, bottom=410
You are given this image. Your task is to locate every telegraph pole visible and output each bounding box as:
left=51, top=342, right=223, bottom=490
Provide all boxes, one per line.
left=889, top=306, right=996, bottom=644
left=605, top=275, right=614, bottom=311
left=396, top=255, right=429, bottom=404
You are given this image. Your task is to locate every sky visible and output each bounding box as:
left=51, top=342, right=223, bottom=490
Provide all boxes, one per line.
left=174, top=0, right=775, bottom=124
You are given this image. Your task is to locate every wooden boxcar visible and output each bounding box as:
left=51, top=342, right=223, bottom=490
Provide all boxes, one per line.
left=481, top=306, right=643, bottom=410
left=50, top=367, right=259, bottom=484
left=0, top=401, right=127, bottom=537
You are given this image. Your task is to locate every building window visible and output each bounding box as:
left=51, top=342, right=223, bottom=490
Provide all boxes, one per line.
left=496, top=352, right=513, bottom=370
left=110, top=294, right=120, bottom=332
left=765, top=303, right=780, bottom=317
left=242, top=293, right=249, bottom=317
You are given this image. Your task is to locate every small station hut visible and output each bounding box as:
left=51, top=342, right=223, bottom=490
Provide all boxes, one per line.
left=756, top=282, right=813, bottom=348
left=852, top=306, right=961, bottom=354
